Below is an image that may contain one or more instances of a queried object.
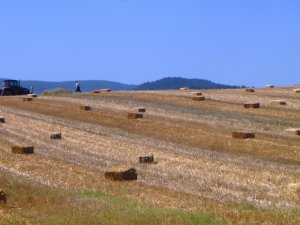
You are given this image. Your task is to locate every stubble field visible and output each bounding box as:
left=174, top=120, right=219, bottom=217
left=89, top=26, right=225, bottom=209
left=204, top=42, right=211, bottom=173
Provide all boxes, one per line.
left=0, top=87, right=299, bottom=225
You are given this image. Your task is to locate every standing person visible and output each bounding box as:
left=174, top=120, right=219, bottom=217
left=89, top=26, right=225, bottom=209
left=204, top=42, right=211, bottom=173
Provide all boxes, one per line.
left=75, top=81, right=81, bottom=92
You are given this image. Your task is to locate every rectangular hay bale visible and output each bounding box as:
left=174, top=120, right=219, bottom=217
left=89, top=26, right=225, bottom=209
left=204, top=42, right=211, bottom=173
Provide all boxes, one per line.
left=80, top=105, right=91, bottom=111
left=245, top=88, right=255, bottom=92
left=192, top=92, right=202, bottom=96
left=139, top=155, right=154, bottom=164
left=179, top=87, right=189, bottom=91
left=0, top=190, right=6, bottom=204
left=100, top=89, right=112, bottom=92
left=232, top=132, right=255, bottom=139
left=127, top=112, right=143, bottom=119
left=270, top=100, right=286, bottom=105
left=265, top=85, right=274, bottom=88
left=105, top=167, right=137, bottom=181
left=11, top=146, right=34, bottom=154
left=192, top=96, right=205, bottom=101
left=50, top=132, right=62, bottom=139
left=243, top=103, right=260, bottom=108
left=138, top=107, right=146, bottom=113
left=23, top=97, right=33, bottom=102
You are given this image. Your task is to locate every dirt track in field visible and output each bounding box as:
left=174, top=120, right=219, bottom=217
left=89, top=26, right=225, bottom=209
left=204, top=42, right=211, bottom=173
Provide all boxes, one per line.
left=0, top=87, right=299, bottom=212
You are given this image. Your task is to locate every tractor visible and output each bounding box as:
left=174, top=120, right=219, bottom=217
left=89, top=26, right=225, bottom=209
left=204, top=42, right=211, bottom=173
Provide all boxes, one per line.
left=0, top=80, right=31, bottom=96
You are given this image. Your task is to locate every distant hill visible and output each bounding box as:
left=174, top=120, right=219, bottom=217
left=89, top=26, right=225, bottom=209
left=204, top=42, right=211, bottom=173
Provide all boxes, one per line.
left=0, top=77, right=242, bottom=94
left=0, top=79, right=137, bottom=94
left=135, top=77, right=242, bottom=90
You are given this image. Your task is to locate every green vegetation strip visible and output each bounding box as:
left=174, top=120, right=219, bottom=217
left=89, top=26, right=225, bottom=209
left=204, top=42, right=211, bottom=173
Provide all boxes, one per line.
left=81, top=191, right=229, bottom=225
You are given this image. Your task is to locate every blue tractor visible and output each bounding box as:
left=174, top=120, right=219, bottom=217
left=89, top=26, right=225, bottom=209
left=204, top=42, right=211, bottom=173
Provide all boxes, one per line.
left=0, top=80, right=31, bottom=96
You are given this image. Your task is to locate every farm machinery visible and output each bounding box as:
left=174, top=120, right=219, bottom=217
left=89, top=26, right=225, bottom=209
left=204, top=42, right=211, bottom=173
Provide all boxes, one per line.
left=0, top=80, right=31, bottom=96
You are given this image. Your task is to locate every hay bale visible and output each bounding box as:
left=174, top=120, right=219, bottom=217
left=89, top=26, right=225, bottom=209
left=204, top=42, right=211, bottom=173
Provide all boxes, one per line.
left=179, top=87, right=189, bottom=91
left=285, top=128, right=300, bottom=135
left=232, top=132, right=255, bottom=139
left=27, top=94, right=37, bottom=97
left=270, top=100, right=286, bottom=105
left=192, top=96, right=205, bottom=101
left=50, top=132, right=62, bottom=139
left=0, top=190, right=6, bottom=204
left=105, top=167, right=137, bottom=181
left=23, top=97, right=33, bottom=102
left=11, top=146, right=34, bottom=154
left=139, top=155, right=154, bottom=164
left=80, top=105, right=91, bottom=111
left=265, top=85, right=274, bottom=88
left=127, top=112, right=143, bottom=119
left=245, top=88, right=255, bottom=92
left=138, top=107, right=146, bottom=113
left=243, top=103, right=260, bottom=108
left=293, top=89, right=300, bottom=93
left=192, top=92, right=202, bottom=96
left=100, top=89, right=112, bottom=92
left=0, top=117, right=5, bottom=123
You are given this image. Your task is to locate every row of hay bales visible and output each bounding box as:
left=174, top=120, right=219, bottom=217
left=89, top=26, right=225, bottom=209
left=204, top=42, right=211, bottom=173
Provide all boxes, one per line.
left=1, top=105, right=151, bottom=203
left=247, top=86, right=300, bottom=94
left=85, top=93, right=153, bottom=182
left=238, top=86, right=300, bottom=137
left=79, top=103, right=146, bottom=120
left=0, top=124, right=63, bottom=203
left=236, top=86, right=300, bottom=138
left=181, top=87, right=299, bottom=139
left=77, top=96, right=154, bottom=181
left=10, top=132, right=62, bottom=155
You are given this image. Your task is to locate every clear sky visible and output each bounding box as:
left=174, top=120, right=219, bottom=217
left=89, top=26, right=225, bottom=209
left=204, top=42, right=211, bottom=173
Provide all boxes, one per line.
left=0, top=0, right=299, bottom=87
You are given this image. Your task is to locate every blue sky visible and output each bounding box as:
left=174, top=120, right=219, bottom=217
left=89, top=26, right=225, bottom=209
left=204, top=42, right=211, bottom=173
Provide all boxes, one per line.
left=0, top=0, right=299, bottom=87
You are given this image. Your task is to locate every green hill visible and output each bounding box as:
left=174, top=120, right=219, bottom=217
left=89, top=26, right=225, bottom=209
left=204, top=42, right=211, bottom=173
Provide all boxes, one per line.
left=135, top=77, right=243, bottom=90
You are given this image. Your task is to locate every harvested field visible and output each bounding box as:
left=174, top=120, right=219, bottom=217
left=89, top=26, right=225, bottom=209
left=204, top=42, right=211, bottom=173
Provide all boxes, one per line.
left=0, top=87, right=299, bottom=224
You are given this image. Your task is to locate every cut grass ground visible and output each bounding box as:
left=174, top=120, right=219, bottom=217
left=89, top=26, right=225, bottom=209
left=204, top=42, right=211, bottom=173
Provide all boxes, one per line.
left=0, top=97, right=299, bottom=165
left=0, top=172, right=229, bottom=225
left=0, top=88, right=299, bottom=224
